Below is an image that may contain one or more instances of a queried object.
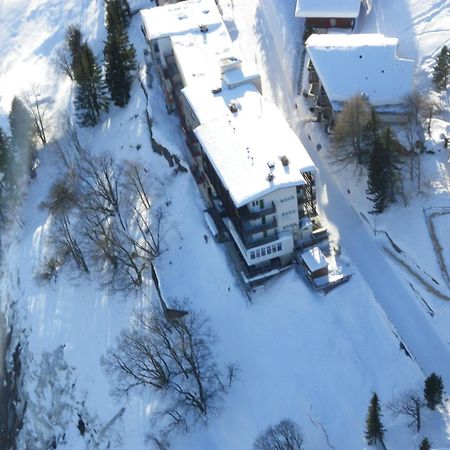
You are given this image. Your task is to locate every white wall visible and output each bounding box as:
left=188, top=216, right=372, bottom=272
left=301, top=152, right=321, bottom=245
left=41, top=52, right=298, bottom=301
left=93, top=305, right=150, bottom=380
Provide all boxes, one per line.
left=245, top=186, right=301, bottom=240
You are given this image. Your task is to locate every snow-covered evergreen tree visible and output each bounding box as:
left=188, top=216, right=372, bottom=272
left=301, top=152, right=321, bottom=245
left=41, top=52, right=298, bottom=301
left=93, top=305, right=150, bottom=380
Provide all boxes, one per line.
left=424, top=373, right=444, bottom=410
left=74, top=43, right=109, bottom=127
left=104, top=0, right=136, bottom=107
left=366, top=124, right=401, bottom=214
left=365, top=393, right=384, bottom=445
left=432, top=45, right=449, bottom=91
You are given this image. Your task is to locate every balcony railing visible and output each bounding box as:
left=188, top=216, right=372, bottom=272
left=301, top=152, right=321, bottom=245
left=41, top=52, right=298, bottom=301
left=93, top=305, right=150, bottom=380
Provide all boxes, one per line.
left=238, top=201, right=276, bottom=220
left=242, top=217, right=277, bottom=236
left=243, top=232, right=279, bottom=249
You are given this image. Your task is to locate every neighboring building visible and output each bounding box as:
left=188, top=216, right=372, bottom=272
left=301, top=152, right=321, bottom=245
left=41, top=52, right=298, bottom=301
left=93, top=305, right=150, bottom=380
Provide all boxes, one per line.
left=305, top=33, right=414, bottom=124
left=141, top=0, right=322, bottom=281
left=295, top=0, right=362, bottom=30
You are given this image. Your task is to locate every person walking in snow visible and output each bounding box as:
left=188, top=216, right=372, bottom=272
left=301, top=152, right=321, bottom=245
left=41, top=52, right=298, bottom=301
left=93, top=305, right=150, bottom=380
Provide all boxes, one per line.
left=204, top=234, right=208, bottom=243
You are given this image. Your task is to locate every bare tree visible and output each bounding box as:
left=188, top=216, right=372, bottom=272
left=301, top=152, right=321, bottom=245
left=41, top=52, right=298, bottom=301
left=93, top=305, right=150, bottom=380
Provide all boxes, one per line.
left=403, top=91, right=426, bottom=181
left=147, top=435, right=171, bottom=450
left=22, top=87, right=48, bottom=146
left=423, top=95, right=442, bottom=137
left=254, top=418, right=304, bottom=450
left=54, top=213, right=89, bottom=273
left=75, top=153, right=164, bottom=288
left=39, top=130, right=166, bottom=289
left=387, top=390, right=425, bottom=433
left=39, top=175, right=79, bottom=216
left=331, top=95, right=371, bottom=169
left=102, top=301, right=237, bottom=435
left=53, top=44, right=74, bottom=80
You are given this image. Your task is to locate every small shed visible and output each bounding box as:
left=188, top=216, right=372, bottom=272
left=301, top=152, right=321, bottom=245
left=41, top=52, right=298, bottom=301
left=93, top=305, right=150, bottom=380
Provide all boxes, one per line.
left=300, top=246, right=328, bottom=278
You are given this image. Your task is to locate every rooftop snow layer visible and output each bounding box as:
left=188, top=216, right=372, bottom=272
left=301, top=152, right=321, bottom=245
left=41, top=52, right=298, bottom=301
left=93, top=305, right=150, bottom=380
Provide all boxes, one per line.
left=170, top=26, right=236, bottom=88
left=191, top=84, right=315, bottom=207
left=140, top=0, right=222, bottom=41
left=141, top=0, right=238, bottom=89
left=301, top=247, right=328, bottom=273
left=295, top=0, right=362, bottom=18
left=306, top=33, right=414, bottom=107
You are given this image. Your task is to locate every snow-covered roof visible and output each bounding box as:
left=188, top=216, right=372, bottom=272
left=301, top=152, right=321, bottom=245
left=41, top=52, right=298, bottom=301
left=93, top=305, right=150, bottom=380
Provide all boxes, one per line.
left=141, top=0, right=222, bottom=41
left=306, top=34, right=414, bottom=108
left=141, top=0, right=238, bottom=89
left=301, top=247, right=328, bottom=273
left=170, top=23, right=236, bottom=88
left=295, top=0, right=361, bottom=18
left=190, top=84, right=315, bottom=207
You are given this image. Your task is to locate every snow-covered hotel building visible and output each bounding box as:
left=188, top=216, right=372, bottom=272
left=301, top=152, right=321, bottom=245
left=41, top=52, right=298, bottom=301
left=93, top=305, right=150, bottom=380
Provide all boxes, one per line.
left=141, top=0, right=320, bottom=279
left=305, top=34, right=414, bottom=124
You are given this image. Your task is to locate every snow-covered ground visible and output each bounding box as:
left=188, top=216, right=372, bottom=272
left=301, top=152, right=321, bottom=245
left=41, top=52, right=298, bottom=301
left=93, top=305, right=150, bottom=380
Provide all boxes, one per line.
left=1, top=0, right=450, bottom=449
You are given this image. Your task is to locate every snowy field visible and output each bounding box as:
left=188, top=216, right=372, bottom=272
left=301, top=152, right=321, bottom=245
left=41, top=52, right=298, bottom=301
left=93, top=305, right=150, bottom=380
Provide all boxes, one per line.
left=1, top=0, right=450, bottom=449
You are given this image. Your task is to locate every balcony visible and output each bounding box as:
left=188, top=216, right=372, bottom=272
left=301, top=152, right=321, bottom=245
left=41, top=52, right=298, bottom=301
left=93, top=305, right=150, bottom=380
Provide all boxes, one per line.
left=243, top=231, right=279, bottom=249
left=238, top=201, right=276, bottom=220
left=242, top=217, right=277, bottom=236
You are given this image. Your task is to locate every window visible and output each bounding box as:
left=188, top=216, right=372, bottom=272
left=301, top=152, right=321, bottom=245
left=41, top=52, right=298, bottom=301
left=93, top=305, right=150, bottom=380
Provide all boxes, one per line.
left=330, top=18, right=336, bottom=27
left=259, top=199, right=264, bottom=209
left=267, top=247, right=272, bottom=254
left=256, top=250, right=261, bottom=258
left=272, top=245, right=277, bottom=253
left=261, top=248, right=266, bottom=256
left=277, top=243, right=282, bottom=251
left=250, top=251, right=256, bottom=260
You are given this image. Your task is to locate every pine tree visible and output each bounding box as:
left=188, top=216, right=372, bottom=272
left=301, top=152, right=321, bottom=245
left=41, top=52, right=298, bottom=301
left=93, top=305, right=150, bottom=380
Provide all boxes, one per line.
left=0, top=127, right=11, bottom=176
left=433, top=46, right=450, bottom=91
left=117, top=0, right=132, bottom=26
left=74, top=43, right=110, bottom=127
left=382, top=127, right=402, bottom=204
left=65, top=25, right=83, bottom=80
left=424, top=373, right=444, bottom=410
left=419, top=437, right=431, bottom=450
left=366, top=146, right=385, bottom=213
left=104, top=0, right=136, bottom=107
left=365, top=393, right=384, bottom=445
left=366, top=124, right=402, bottom=214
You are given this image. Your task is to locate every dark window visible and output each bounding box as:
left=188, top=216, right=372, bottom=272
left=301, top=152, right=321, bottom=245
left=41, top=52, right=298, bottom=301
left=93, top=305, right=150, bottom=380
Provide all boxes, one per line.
left=259, top=199, right=264, bottom=209
left=261, top=248, right=266, bottom=256
left=250, top=252, right=255, bottom=260
left=277, top=243, right=282, bottom=251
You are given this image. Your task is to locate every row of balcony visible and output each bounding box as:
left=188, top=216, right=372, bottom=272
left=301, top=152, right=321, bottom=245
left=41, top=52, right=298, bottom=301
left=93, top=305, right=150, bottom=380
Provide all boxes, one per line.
left=238, top=201, right=276, bottom=220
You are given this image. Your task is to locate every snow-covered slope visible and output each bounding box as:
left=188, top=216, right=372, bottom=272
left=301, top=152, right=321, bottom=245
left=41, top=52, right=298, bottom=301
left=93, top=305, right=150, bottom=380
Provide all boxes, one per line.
left=1, top=0, right=450, bottom=449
